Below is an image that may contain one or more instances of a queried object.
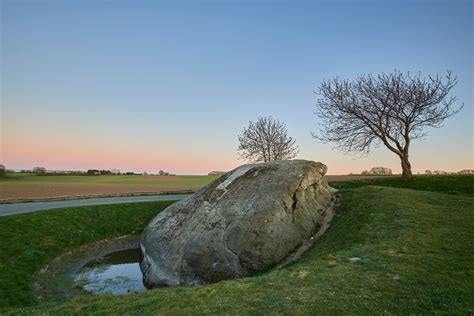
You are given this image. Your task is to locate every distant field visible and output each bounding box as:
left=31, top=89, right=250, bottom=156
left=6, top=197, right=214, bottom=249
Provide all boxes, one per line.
left=0, top=175, right=219, bottom=201
left=0, top=174, right=396, bottom=202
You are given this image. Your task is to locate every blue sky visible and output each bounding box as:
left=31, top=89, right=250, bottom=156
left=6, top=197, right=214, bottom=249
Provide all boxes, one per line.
left=1, top=0, right=472, bottom=174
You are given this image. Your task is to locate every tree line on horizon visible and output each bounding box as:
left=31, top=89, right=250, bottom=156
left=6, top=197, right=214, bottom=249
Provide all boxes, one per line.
left=0, top=166, right=176, bottom=177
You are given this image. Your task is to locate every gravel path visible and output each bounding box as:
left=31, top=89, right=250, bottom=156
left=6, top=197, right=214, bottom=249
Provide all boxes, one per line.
left=0, top=195, right=189, bottom=217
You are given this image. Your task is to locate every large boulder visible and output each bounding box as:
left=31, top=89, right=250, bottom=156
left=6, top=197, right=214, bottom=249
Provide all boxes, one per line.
left=140, top=159, right=336, bottom=288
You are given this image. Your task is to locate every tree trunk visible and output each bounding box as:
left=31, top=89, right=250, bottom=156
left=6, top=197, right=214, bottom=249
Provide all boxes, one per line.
left=400, top=155, right=413, bottom=182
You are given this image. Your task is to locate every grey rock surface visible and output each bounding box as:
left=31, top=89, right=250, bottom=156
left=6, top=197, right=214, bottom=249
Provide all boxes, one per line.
left=140, top=159, right=336, bottom=288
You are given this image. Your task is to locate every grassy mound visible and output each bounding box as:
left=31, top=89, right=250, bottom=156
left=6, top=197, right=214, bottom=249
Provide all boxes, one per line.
left=331, top=175, right=474, bottom=197
left=1, top=176, right=473, bottom=314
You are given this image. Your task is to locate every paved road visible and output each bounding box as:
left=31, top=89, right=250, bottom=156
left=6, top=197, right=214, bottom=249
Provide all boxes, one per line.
left=0, top=195, right=190, bottom=217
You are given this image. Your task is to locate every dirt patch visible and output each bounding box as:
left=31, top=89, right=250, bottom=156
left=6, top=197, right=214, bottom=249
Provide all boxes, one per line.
left=277, top=193, right=340, bottom=269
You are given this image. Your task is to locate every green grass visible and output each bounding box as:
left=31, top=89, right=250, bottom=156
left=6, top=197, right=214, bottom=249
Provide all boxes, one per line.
left=0, top=174, right=217, bottom=186
left=330, top=175, right=474, bottom=197
left=1, top=177, right=473, bottom=314
left=0, top=201, right=174, bottom=309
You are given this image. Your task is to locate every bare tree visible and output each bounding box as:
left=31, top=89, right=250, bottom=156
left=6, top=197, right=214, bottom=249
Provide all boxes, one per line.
left=314, top=70, right=462, bottom=181
left=0, top=164, right=6, bottom=178
left=33, top=166, right=47, bottom=176
left=238, top=116, right=299, bottom=163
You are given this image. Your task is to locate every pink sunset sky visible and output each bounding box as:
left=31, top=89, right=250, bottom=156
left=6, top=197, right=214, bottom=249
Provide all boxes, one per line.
left=1, top=1, right=472, bottom=175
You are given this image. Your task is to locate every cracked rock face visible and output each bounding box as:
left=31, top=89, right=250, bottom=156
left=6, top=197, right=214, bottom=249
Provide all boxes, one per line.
left=140, top=159, right=336, bottom=288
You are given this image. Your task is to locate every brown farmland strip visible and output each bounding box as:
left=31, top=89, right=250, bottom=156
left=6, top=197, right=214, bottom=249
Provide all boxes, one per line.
left=0, top=174, right=396, bottom=202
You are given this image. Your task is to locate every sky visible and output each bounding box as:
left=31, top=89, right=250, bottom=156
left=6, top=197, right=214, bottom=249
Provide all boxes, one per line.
left=1, top=0, right=472, bottom=175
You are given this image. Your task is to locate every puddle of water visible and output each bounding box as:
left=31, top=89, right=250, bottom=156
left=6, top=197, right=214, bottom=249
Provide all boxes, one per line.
left=75, top=248, right=146, bottom=295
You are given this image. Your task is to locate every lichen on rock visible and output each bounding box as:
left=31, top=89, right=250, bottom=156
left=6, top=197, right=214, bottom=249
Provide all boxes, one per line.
left=140, top=159, right=336, bottom=288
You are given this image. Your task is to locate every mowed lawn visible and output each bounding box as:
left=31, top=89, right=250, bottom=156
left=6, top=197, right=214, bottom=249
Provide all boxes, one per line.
left=1, top=176, right=473, bottom=314
left=0, top=175, right=219, bottom=201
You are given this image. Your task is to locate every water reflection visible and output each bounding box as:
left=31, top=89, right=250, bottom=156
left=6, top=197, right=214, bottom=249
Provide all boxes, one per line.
left=75, top=248, right=146, bottom=295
